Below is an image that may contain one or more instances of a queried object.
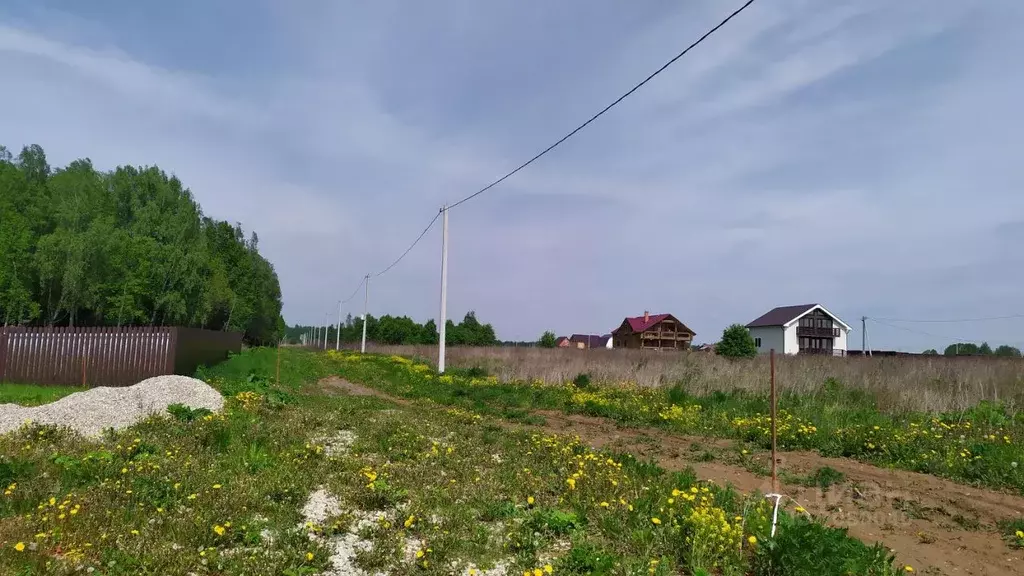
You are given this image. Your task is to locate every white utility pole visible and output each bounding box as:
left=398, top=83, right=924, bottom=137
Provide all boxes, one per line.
left=360, top=275, right=370, bottom=354
left=438, top=206, right=449, bottom=373
left=336, top=301, right=343, bottom=351
left=323, top=314, right=330, bottom=349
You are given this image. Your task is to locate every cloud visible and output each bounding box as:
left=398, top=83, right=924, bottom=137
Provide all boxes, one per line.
left=1, top=0, right=1023, bottom=353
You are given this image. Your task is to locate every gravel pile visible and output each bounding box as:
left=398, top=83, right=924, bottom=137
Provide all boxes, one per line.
left=0, top=375, right=224, bottom=438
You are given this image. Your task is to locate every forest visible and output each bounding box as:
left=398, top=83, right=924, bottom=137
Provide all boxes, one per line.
left=286, top=311, right=498, bottom=346
left=0, top=144, right=284, bottom=344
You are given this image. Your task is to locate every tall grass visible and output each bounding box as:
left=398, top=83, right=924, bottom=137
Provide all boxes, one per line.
left=366, top=345, right=1024, bottom=413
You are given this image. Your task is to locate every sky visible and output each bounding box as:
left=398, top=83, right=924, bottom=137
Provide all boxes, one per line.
left=2, top=0, right=1023, bottom=352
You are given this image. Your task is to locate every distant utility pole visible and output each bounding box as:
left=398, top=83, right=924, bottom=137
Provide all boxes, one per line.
left=438, top=205, right=449, bottom=373
left=336, top=301, right=343, bottom=351
left=361, top=274, right=370, bottom=354
left=862, top=316, right=866, bottom=354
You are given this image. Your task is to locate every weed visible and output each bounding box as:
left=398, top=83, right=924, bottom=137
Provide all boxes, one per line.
left=166, top=403, right=213, bottom=422
left=571, top=373, right=592, bottom=390
left=952, top=514, right=981, bottom=531
left=785, top=466, right=846, bottom=491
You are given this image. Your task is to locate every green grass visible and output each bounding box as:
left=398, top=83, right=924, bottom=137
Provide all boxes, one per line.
left=0, top=383, right=86, bottom=406
left=0, top=348, right=903, bottom=575
left=330, top=351, right=1024, bottom=495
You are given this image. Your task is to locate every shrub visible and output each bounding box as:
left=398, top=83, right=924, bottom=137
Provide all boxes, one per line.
left=572, top=373, right=593, bottom=390
left=716, top=324, right=757, bottom=358
left=538, top=331, right=558, bottom=348
left=167, top=403, right=213, bottom=422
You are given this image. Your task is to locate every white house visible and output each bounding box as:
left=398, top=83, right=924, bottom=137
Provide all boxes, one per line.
left=745, top=304, right=851, bottom=356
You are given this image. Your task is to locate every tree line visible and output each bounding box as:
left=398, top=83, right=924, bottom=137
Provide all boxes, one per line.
left=0, top=144, right=284, bottom=344
left=286, top=311, right=497, bottom=346
left=922, top=343, right=1022, bottom=357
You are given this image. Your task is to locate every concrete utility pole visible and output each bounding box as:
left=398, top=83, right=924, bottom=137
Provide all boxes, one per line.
left=336, top=301, right=343, bottom=351
left=361, top=275, right=370, bottom=354
left=438, top=206, right=449, bottom=373
left=862, top=316, right=867, bottom=354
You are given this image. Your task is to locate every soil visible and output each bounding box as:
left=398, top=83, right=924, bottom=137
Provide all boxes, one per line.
left=320, top=377, right=1024, bottom=575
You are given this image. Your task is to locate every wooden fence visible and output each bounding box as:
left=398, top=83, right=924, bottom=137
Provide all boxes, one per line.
left=0, top=326, right=243, bottom=387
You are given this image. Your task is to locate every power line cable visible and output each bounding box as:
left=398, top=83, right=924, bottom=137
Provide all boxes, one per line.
left=868, top=318, right=971, bottom=343
left=371, top=210, right=442, bottom=278
left=446, top=0, right=758, bottom=210
left=340, top=276, right=366, bottom=305
left=870, top=313, right=1024, bottom=324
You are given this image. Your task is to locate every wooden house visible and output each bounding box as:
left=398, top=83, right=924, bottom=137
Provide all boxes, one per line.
left=611, top=311, right=695, bottom=351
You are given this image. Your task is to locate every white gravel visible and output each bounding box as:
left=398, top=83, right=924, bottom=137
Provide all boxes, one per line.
left=0, top=375, right=224, bottom=438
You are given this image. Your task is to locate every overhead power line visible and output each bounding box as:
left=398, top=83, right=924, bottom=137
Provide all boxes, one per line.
left=868, top=318, right=971, bottom=343
left=446, top=0, right=759, bottom=210
left=870, top=313, right=1024, bottom=324
left=340, top=276, right=366, bottom=305
left=371, top=210, right=442, bottom=278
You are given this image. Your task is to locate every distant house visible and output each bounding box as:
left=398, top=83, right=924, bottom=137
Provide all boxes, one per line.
left=745, top=303, right=851, bottom=356
left=612, top=311, right=695, bottom=351
left=569, top=334, right=613, bottom=349
left=555, top=336, right=571, bottom=348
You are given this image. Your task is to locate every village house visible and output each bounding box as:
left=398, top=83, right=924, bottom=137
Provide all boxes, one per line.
left=569, top=334, right=612, bottom=349
left=611, top=311, right=695, bottom=351
left=745, top=303, right=851, bottom=356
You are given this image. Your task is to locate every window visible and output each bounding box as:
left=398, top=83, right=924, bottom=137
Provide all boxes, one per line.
left=754, top=337, right=761, bottom=348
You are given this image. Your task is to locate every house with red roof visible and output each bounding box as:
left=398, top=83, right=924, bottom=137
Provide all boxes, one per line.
left=611, top=311, right=695, bottom=351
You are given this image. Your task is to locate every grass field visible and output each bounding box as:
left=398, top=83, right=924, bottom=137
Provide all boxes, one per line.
left=368, top=344, right=1024, bottom=414
left=0, top=348, right=910, bottom=575
left=336, top=351, right=1024, bottom=495
left=0, top=384, right=86, bottom=406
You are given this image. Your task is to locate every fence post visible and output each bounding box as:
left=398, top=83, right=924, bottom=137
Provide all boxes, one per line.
left=0, top=327, right=7, bottom=383
left=167, top=327, right=179, bottom=376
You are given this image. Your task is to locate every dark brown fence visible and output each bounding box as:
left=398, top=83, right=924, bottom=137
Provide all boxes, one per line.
left=0, top=326, right=242, bottom=387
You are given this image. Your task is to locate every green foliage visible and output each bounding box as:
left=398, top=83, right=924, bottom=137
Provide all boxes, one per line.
left=922, top=349, right=938, bottom=355
left=285, top=311, right=497, bottom=346
left=166, top=403, right=213, bottom=423
left=752, top=515, right=898, bottom=575
left=0, top=144, right=283, bottom=344
left=0, top=383, right=85, bottom=406
left=716, top=324, right=758, bottom=358
left=940, top=341, right=1018, bottom=356
left=538, top=331, right=558, bottom=348
left=572, top=373, right=593, bottom=390
left=995, top=345, right=1022, bottom=357
left=786, top=466, right=845, bottom=491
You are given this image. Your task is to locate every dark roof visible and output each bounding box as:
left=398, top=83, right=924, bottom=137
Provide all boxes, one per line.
left=746, top=304, right=817, bottom=328
left=569, top=334, right=608, bottom=347
left=555, top=336, right=570, bottom=345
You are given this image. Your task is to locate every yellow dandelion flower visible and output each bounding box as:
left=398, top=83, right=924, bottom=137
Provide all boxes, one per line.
left=527, top=496, right=535, bottom=505
left=213, top=525, right=225, bottom=536
left=651, top=517, right=662, bottom=525
left=212, top=484, right=222, bottom=489
left=544, top=565, right=553, bottom=574
left=905, top=566, right=914, bottom=573
left=306, top=552, right=314, bottom=561
left=748, top=536, right=757, bottom=545
left=14, top=542, right=25, bottom=552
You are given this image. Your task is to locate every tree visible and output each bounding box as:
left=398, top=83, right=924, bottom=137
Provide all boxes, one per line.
left=994, top=345, right=1022, bottom=357
left=944, top=343, right=979, bottom=356
left=538, top=331, right=557, bottom=348
left=0, top=143, right=284, bottom=343
left=716, top=324, right=757, bottom=358
left=922, top=349, right=939, bottom=355
left=979, top=342, right=993, bottom=355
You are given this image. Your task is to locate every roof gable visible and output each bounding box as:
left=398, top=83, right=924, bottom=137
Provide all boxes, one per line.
left=746, top=304, right=851, bottom=331
left=616, top=313, right=696, bottom=335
